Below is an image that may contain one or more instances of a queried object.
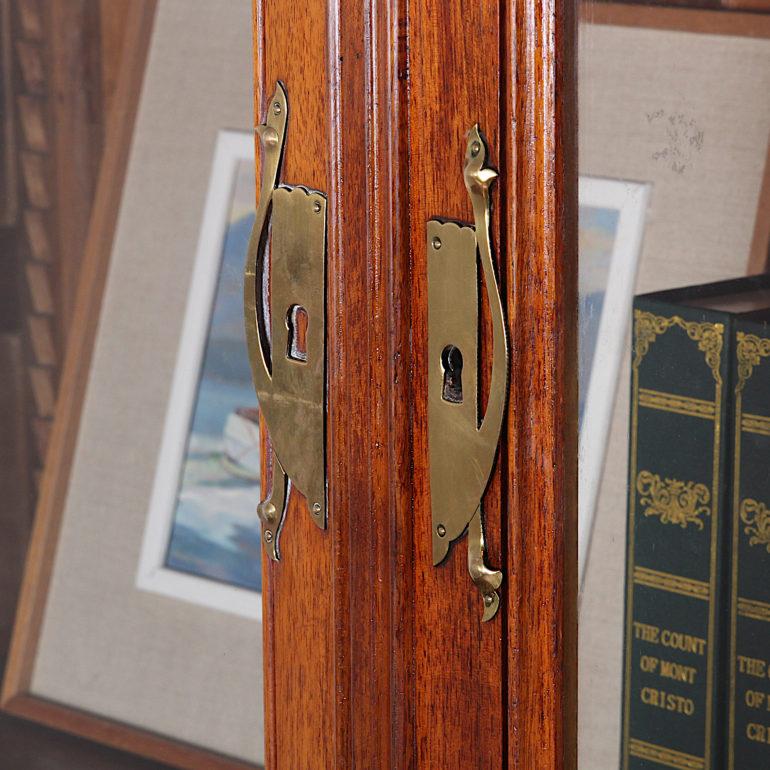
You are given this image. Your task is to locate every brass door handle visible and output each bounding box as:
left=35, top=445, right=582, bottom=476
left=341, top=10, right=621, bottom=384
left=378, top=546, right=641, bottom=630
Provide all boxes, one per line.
left=244, top=82, right=327, bottom=561
left=427, top=127, right=509, bottom=621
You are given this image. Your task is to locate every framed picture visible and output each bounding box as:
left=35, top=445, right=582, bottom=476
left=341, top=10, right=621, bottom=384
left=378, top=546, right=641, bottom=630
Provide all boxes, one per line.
left=137, top=130, right=261, bottom=621
left=578, top=5, right=770, bottom=769
left=578, top=175, right=649, bottom=584
left=1, top=2, right=264, bottom=768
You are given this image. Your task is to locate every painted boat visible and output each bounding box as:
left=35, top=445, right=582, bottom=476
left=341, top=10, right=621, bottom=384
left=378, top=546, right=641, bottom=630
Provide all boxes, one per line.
left=220, top=407, right=261, bottom=482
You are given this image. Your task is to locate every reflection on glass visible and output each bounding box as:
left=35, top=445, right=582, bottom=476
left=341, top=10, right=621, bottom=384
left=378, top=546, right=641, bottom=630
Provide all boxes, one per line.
left=578, top=5, right=770, bottom=769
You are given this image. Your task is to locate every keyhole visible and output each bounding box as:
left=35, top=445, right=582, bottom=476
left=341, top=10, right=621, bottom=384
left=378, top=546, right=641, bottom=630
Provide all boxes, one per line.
left=286, top=305, right=308, bottom=362
left=441, top=345, right=463, bottom=403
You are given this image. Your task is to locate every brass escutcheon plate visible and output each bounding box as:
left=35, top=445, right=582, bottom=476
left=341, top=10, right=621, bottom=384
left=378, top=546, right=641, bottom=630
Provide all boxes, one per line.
left=427, top=127, right=508, bottom=621
left=244, top=82, right=327, bottom=561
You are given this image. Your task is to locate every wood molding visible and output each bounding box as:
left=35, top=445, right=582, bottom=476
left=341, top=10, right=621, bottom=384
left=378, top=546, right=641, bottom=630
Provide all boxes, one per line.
left=505, top=0, right=578, bottom=764
left=47, top=0, right=104, bottom=341
left=3, top=694, right=256, bottom=770
left=585, top=0, right=770, bottom=33
left=256, top=0, right=414, bottom=763
left=11, top=0, right=104, bottom=474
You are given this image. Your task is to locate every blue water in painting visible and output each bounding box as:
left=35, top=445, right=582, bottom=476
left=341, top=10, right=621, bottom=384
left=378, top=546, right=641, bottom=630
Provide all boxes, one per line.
left=164, top=212, right=263, bottom=593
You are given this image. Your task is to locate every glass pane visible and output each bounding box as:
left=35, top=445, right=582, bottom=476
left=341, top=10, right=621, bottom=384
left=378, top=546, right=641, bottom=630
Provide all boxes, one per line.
left=578, top=5, right=770, bottom=768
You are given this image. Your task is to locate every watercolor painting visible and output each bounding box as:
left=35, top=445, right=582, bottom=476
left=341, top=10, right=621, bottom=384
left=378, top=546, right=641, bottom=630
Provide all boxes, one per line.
left=163, top=156, right=262, bottom=592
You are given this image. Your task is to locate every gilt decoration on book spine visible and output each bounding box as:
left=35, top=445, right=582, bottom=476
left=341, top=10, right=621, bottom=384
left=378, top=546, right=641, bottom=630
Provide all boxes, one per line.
left=728, top=326, right=770, bottom=769
left=622, top=299, right=729, bottom=770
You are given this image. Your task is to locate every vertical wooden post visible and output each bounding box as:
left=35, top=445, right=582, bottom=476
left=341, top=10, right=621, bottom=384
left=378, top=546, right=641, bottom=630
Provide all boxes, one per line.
left=254, top=0, right=577, bottom=765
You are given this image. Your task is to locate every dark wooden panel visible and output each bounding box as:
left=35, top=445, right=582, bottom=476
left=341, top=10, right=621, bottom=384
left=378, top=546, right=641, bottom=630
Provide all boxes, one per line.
left=595, top=0, right=770, bottom=13
left=46, top=0, right=104, bottom=340
left=0, top=334, right=30, bottom=655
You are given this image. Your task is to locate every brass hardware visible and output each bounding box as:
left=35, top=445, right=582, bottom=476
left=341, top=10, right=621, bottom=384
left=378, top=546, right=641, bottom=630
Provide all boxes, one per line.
left=427, top=126, right=508, bottom=622
left=244, top=82, right=327, bottom=561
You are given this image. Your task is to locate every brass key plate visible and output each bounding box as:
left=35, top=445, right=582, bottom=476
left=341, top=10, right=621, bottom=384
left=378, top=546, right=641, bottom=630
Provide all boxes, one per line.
left=244, top=82, right=327, bottom=561
left=428, top=127, right=508, bottom=621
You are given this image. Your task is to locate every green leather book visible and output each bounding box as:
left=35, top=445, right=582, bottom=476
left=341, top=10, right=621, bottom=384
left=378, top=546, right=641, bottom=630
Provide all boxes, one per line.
left=621, top=275, right=770, bottom=770
left=728, top=308, right=770, bottom=770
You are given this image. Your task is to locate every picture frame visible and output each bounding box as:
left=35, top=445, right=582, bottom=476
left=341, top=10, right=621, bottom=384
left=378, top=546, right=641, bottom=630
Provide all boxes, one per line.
left=0, top=0, right=17, bottom=228
left=578, top=175, right=649, bottom=584
left=1, top=2, right=264, bottom=768
left=578, top=5, right=770, bottom=769
left=137, top=130, right=261, bottom=622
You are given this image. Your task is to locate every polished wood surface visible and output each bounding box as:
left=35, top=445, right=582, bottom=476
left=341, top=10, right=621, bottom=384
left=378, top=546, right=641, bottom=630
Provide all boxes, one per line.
left=407, top=0, right=504, bottom=766
left=505, top=0, right=578, bottom=765
left=256, top=0, right=577, bottom=767
left=597, top=0, right=770, bottom=12
left=256, top=2, right=333, bottom=767
left=257, top=0, right=409, bottom=764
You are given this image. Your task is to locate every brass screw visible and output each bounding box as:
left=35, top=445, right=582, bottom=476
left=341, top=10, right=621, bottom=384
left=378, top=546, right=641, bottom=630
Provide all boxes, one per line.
left=312, top=502, right=322, bottom=515
left=437, top=524, right=446, bottom=537
left=471, top=141, right=481, bottom=157
left=273, top=102, right=282, bottom=115
left=258, top=501, right=276, bottom=523
left=432, top=236, right=442, bottom=250
left=264, top=530, right=273, bottom=543
left=484, top=593, right=495, bottom=607
left=313, top=201, right=322, bottom=213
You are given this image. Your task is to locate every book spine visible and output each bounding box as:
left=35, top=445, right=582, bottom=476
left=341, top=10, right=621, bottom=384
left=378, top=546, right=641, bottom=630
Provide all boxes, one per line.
left=726, top=322, right=770, bottom=769
left=621, top=299, right=730, bottom=770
